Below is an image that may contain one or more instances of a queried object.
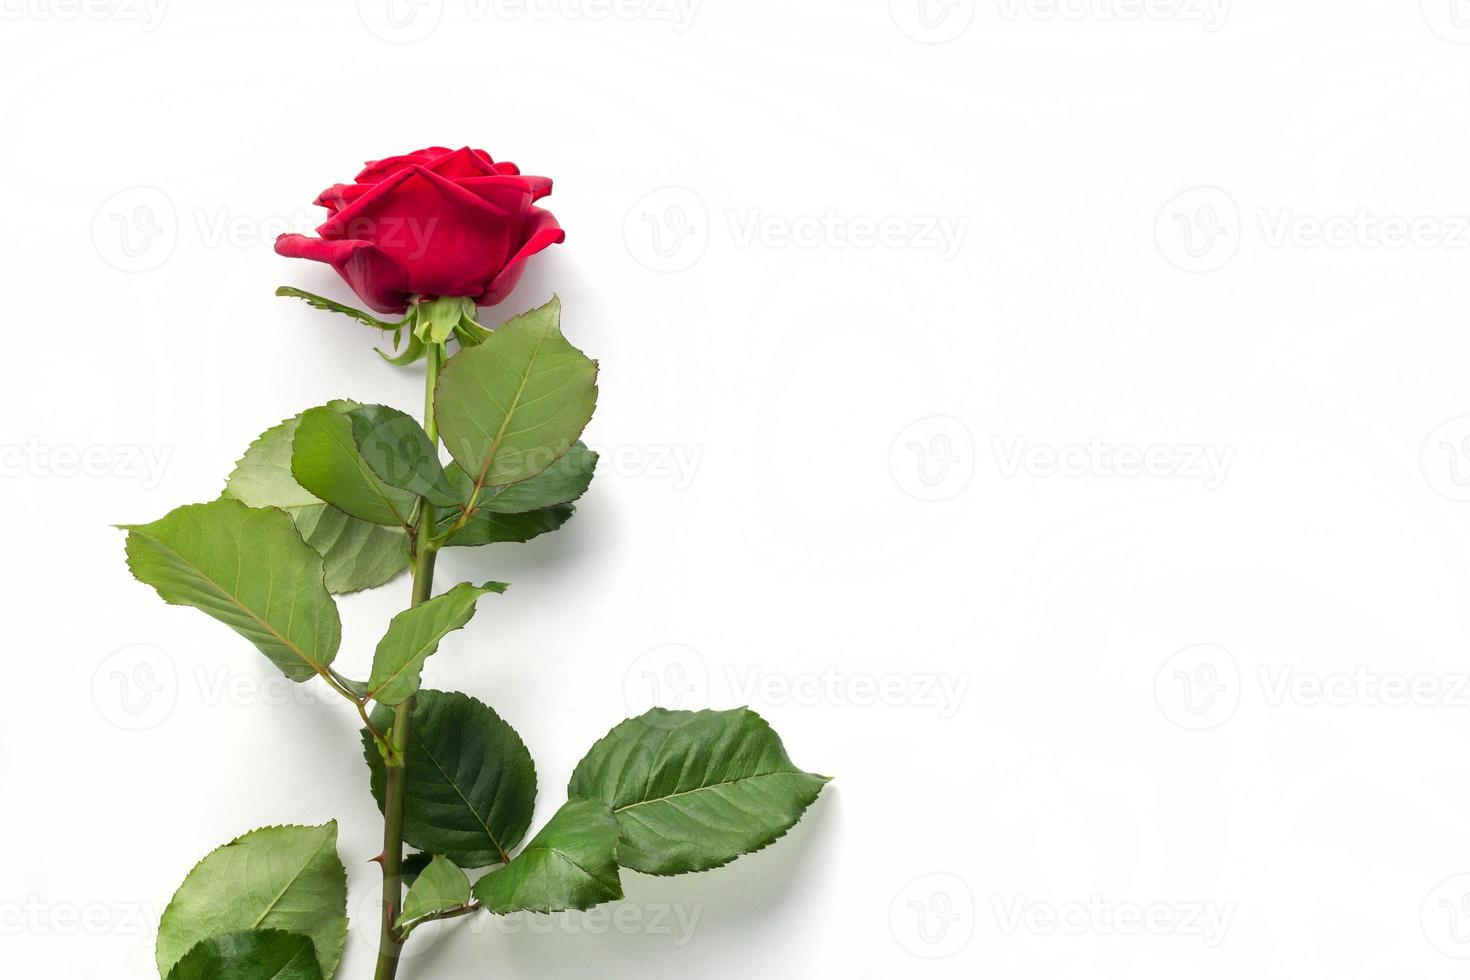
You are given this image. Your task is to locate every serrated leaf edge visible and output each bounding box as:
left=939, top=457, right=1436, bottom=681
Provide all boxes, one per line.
left=361, top=691, right=539, bottom=868
left=568, top=706, right=831, bottom=876
left=155, top=822, right=347, bottom=978
left=365, top=583, right=509, bottom=704
left=119, top=501, right=340, bottom=682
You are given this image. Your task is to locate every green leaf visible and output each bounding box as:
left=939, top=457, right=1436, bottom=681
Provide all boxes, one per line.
left=401, top=851, right=434, bottom=885
left=223, top=407, right=408, bottom=594
left=276, top=286, right=402, bottom=331
left=292, top=405, right=418, bottom=528
left=363, top=691, right=536, bottom=868
left=165, top=930, right=322, bottom=980
left=398, top=856, right=471, bottom=929
left=122, top=499, right=340, bottom=683
left=433, top=455, right=589, bottom=548
left=568, top=708, right=830, bottom=876
left=457, top=443, right=597, bottom=515
left=224, top=407, right=344, bottom=511
left=348, top=404, right=458, bottom=508
left=442, top=503, right=576, bottom=548
left=471, top=800, right=622, bottom=915
left=293, top=507, right=408, bottom=595
left=435, top=296, right=598, bottom=493
left=155, top=823, right=347, bottom=979
left=366, top=582, right=508, bottom=706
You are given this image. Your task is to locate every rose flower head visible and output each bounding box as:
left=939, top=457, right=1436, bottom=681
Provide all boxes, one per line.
left=275, top=146, right=563, bottom=314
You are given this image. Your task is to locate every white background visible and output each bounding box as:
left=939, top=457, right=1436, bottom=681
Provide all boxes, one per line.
left=5, top=1, right=1470, bottom=977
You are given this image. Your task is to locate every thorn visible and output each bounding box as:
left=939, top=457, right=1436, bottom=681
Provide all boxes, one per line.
left=370, top=852, right=385, bottom=867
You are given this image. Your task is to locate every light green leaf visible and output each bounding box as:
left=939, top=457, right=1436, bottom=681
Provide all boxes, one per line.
left=292, top=405, right=418, bottom=528
left=224, top=407, right=344, bottom=510
left=398, top=856, right=471, bottom=929
left=367, top=582, right=508, bottom=706
left=435, top=296, right=598, bottom=493
left=471, top=800, right=622, bottom=915
left=122, top=499, right=340, bottom=683
left=165, top=930, right=322, bottom=980
left=363, top=691, right=536, bottom=868
left=223, top=407, right=408, bottom=594
left=568, top=708, right=830, bottom=876
left=276, top=286, right=401, bottom=331
left=155, top=823, right=347, bottom=979
left=348, top=404, right=458, bottom=508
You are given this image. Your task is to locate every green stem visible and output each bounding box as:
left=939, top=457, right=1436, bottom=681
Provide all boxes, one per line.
left=395, top=900, right=482, bottom=943
left=374, top=341, right=445, bottom=980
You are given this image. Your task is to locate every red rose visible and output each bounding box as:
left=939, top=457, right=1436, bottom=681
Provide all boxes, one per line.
left=275, top=146, right=564, bottom=314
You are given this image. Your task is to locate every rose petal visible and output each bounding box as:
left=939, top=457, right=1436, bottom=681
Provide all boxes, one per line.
left=475, top=206, right=565, bottom=306
left=423, top=146, right=500, bottom=180
left=456, top=175, right=543, bottom=212
left=313, top=182, right=374, bottom=214
left=354, top=146, right=453, bottom=184
left=319, top=166, right=521, bottom=299
left=275, top=234, right=412, bottom=313
left=282, top=146, right=558, bottom=310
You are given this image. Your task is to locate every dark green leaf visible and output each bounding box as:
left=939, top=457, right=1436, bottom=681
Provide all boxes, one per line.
left=434, top=296, right=598, bottom=492
left=433, top=457, right=587, bottom=547
left=471, top=800, right=622, bottom=915
left=442, top=503, right=576, bottom=548
left=292, top=406, right=418, bottom=528
left=401, top=851, right=434, bottom=885
left=363, top=691, right=536, bottom=868
left=165, top=930, right=322, bottom=980
left=122, top=499, right=340, bottom=683
left=568, top=708, right=830, bottom=875
left=464, top=443, right=597, bottom=515
left=156, top=823, right=347, bottom=979
left=348, top=404, right=458, bottom=508
left=366, top=582, right=508, bottom=706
